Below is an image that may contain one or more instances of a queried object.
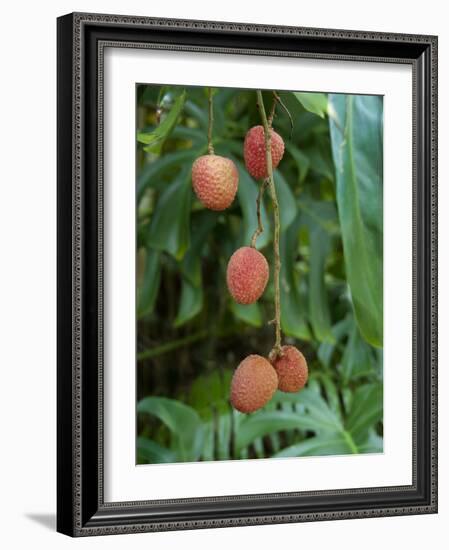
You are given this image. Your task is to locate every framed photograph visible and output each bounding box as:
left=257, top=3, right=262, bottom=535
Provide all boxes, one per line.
left=57, top=12, right=438, bottom=536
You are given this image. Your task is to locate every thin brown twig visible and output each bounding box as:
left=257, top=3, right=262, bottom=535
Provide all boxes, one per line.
left=256, top=90, right=282, bottom=357
left=250, top=178, right=269, bottom=248
left=137, top=327, right=233, bottom=361
left=273, top=91, right=294, bottom=138
left=208, top=87, right=214, bottom=154
left=268, top=93, right=278, bottom=127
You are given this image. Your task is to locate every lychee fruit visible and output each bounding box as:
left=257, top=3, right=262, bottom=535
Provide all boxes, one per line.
left=270, top=345, right=308, bottom=393
left=226, top=246, right=269, bottom=305
left=243, top=125, right=285, bottom=180
left=191, top=154, right=238, bottom=211
left=230, top=355, right=278, bottom=413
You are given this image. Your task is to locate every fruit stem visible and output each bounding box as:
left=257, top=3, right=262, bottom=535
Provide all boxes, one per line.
left=207, top=87, right=214, bottom=155
left=250, top=178, right=268, bottom=248
left=256, top=90, right=282, bottom=356
left=272, top=91, right=294, bottom=137
left=268, top=93, right=278, bottom=127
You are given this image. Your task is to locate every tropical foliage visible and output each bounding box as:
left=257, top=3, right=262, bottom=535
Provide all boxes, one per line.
left=136, top=85, right=383, bottom=463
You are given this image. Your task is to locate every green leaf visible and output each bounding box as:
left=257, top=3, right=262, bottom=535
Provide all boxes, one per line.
left=302, top=142, right=334, bottom=181
left=216, top=140, right=244, bottom=158
left=218, top=414, right=232, bottom=460
left=170, top=126, right=206, bottom=144
left=257, top=91, right=328, bottom=148
left=211, top=88, right=235, bottom=137
left=329, top=94, right=383, bottom=347
left=273, top=433, right=353, bottom=458
left=342, top=387, right=353, bottom=415
left=270, top=389, right=361, bottom=454
left=164, top=202, right=212, bottom=335
left=294, top=92, right=328, bottom=118
left=280, top=215, right=310, bottom=339
left=340, top=321, right=377, bottom=383
left=358, top=430, right=383, bottom=453
left=346, top=383, right=383, bottom=444
left=137, top=248, right=161, bottom=318
left=294, top=389, right=344, bottom=433
left=146, top=166, right=191, bottom=260
left=274, top=170, right=296, bottom=232
left=229, top=301, right=263, bottom=327
left=236, top=388, right=346, bottom=454
left=286, top=143, right=310, bottom=184
left=137, top=90, right=186, bottom=153
left=300, top=199, right=337, bottom=343
left=308, top=378, right=322, bottom=395
left=318, top=373, right=342, bottom=420
left=188, top=371, right=233, bottom=461
left=137, top=150, right=197, bottom=201
left=252, top=437, right=265, bottom=458
left=235, top=162, right=271, bottom=249
left=235, top=411, right=302, bottom=454
left=137, top=84, right=163, bottom=106
left=317, top=316, right=352, bottom=368
left=263, top=401, right=283, bottom=452
left=137, top=397, right=204, bottom=462
left=201, top=421, right=215, bottom=461
left=174, top=279, right=203, bottom=327
left=236, top=389, right=348, bottom=460
left=283, top=389, right=359, bottom=453
left=137, top=436, right=177, bottom=464
left=181, top=211, right=218, bottom=287
left=187, top=370, right=232, bottom=417
left=184, top=99, right=208, bottom=128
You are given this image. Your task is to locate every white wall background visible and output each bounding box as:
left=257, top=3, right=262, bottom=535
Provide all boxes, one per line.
left=0, top=1, right=446, bottom=548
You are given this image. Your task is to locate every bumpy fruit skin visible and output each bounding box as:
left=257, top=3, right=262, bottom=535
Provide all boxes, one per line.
left=271, top=346, right=308, bottom=393
left=243, top=125, right=285, bottom=179
left=191, top=154, right=238, bottom=211
left=230, top=355, right=278, bottom=413
left=226, top=246, right=269, bottom=304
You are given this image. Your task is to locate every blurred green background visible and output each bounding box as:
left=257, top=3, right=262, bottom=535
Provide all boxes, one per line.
left=136, top=85, right=383, bottom=464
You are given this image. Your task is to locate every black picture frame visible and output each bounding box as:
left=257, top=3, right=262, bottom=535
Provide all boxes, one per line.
left=57, top=12, right=438, bottom=537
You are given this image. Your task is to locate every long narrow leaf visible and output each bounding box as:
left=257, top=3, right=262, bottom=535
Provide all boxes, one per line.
left=329, top=94, right=383, bottom=347
left=346, top=383, right=383, bottom=444
left=274, top=169, right=297, bottom=232
left=280, top=214, right=310, bottom=340
left=146, top=166, right=192, bottom=260
left=300, top=199, right=337, bottom=342
left=137, top=150, right=197, bottom=200
left=137, top=90, right=186, bottom=153
left=137, top=248, right=161, bottom=318
left=174, top=279, right=203, bottom=327
left=229, top=301, right=263, bottom=327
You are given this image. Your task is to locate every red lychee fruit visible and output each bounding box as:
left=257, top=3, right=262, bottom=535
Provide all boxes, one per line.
left=191, top=154, right=238, bottom=211
left=230, top=355, right=278, bottom=413
left=243, top=125, right=285, bottom=180
left=270, top=346, right=308, bottom=393
left=226, top=246, right=269, bottom=305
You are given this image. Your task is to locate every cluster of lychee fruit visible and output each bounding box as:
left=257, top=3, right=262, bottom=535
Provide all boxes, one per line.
left=192, top=125, right=284, bottom=305
left=191, top=119, right=308, bottom=414
left=191, top=124, right=284, bottom=212
left=230, top=347, right=308, bottom=413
